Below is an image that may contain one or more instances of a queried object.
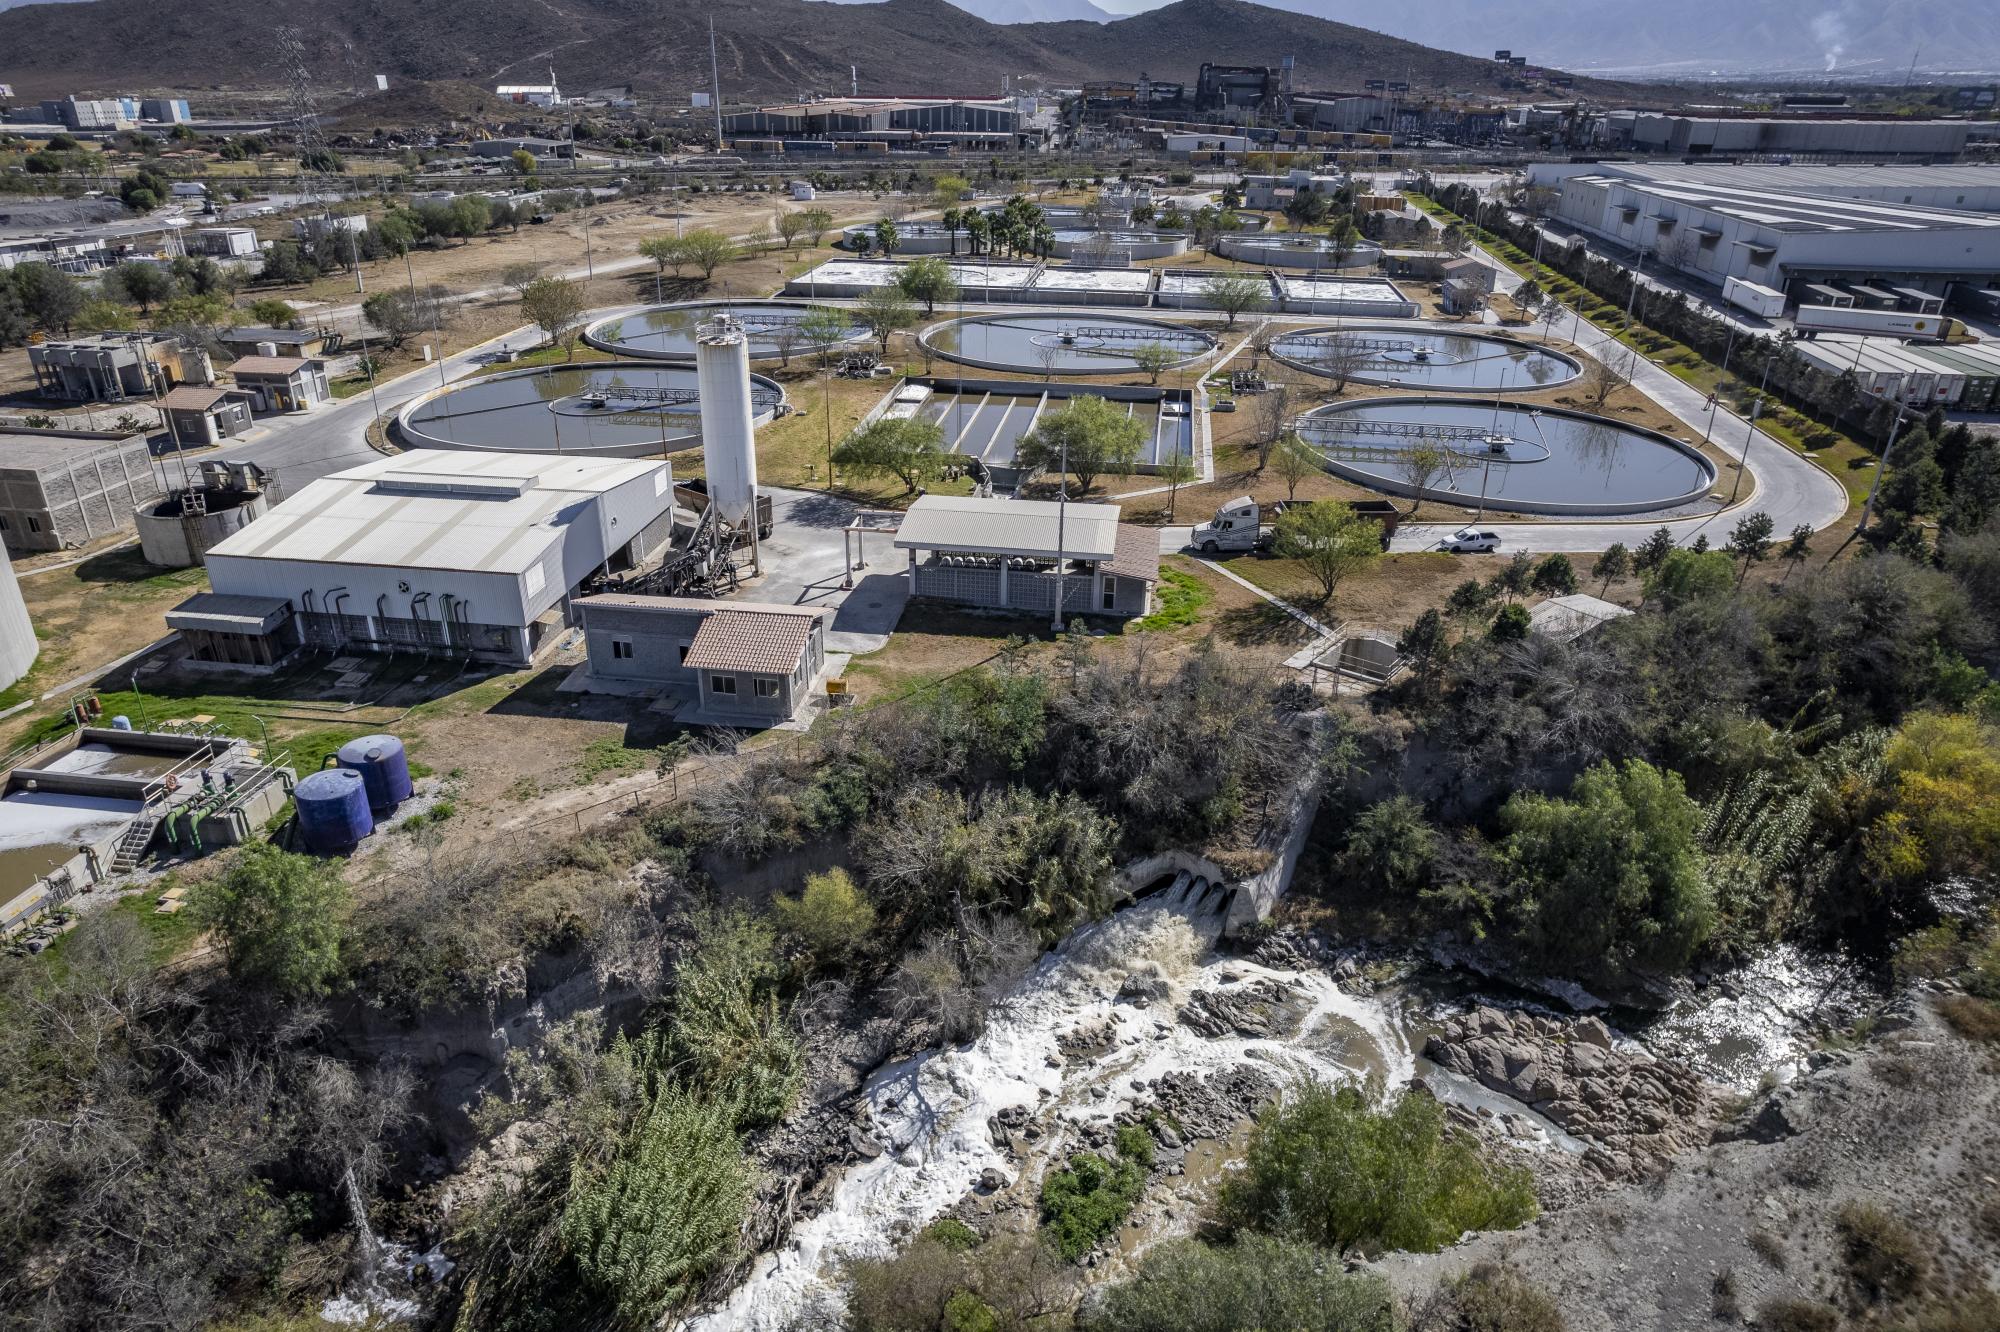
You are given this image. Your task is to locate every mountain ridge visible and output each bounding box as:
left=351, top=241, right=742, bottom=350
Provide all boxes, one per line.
left=0, top=0, right=1635, bottom=102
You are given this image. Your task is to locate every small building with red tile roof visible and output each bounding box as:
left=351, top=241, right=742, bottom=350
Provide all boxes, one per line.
left=574, top=594, right=831, bottom=727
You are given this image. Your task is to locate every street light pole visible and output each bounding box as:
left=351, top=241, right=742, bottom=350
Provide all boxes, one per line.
left=1856, top=391, right=1910, bottom=538
left=1730, top=397, right=1760, bottom=508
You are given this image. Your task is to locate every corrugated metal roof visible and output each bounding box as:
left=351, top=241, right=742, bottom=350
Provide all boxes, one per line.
left=1528, top=593, right=1632, bottom=643
left=229, top=355, right=313, bottom=376
left=682, top=610, right=817, bottom=674
left=166, top=592, right=293, bottom=633
left=893, top=495, right=1121, bottom=560
left=204, top=449, right=668, bottom=576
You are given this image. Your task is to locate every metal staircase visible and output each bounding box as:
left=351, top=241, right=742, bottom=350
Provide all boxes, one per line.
left=109, top=814, right=161, bottom=874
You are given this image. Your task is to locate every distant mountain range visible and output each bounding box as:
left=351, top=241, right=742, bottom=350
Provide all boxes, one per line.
left=0, top=0, right=1630, bottom=102
left=1068, top=0, right=2000, bottom=78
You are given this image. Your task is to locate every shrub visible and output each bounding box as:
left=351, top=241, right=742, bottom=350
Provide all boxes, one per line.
left=772, top=867, right=876, bottom=969
left=1040, top=1134, right=1150, bottom=1261
left=844, top=1229, right=1074, bottom=1332
left=1411, top=1262, right=1565, bottom=1332
left=663, top=910, right=801, bottom=1128
left=560, top=1086, right=749, bottom=1325
left=1220, top=1077, right=1537, bottom=1254
left=1937, top=994, right=2000, bottom=1043
left=1835, top=1201, right=1930, bottom=1304
left=188, top=843, right=348, bottom=998
left=1757, top=1298, right=1841, bottom=1332
left=1496, top=758, right=1713, bottom=984
left=1086, top=1234, right=1397, bottom=1332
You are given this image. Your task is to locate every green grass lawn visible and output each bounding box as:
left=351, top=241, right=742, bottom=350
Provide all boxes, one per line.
left=1135, top=566, right=1212, bottom=631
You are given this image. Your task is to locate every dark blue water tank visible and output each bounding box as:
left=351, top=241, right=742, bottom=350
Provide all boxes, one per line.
left=335, top=734, right=413, bottom=813
left=295, top=768, right=374, bottom=852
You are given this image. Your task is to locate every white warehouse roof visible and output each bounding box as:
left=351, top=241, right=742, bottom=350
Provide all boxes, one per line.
left=893, top=494, right=1123, bottom=561
left=206, top=449, right=670, bottom=575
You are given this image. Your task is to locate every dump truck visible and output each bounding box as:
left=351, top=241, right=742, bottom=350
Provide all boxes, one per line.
left=1189, top=497, right=1400, bottom=554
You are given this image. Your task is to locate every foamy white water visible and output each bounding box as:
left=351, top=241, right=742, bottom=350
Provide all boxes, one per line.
left=684, top=874, right=1414, bottom=1331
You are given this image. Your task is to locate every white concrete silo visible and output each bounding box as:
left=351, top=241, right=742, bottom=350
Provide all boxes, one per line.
left=694, top=315, right=760, bottom=551
left=0, top=552, right=38, bottom=691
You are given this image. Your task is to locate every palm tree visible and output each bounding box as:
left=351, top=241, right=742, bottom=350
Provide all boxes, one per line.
left=941, top=207, right=962, bottom=257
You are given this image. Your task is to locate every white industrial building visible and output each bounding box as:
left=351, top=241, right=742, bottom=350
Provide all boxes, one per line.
left=168, top=450, right=677, bottom=667
left=1526, top=162, right=2000, bottom=304
left=1597, top=112, right=1971, bottom=161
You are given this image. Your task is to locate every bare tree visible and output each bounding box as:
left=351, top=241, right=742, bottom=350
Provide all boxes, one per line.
left=1583, top=344, right=1636, bottom=411
left=1272, top=428, right=1321, bottom=502
left=1313, top=339, right=1375, bottom=395
left=1396, top=440, right=1459, bottom=517
left=1249, top=377, right=1295, bottom=469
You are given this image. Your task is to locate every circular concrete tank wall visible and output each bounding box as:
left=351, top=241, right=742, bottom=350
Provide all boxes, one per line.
left=920, top=314, right=1216, bottom=376
left=584, top=301, right=869, bottom=362
left=1218, top=233, right=1383, bottom=269
left=395, top=363, right=784, bottom=458
left=841, top=221, right=964, bottom=254
left=1049, top=229, right=1189, bottom=261
left=1271, top=327, right=1582, bottom=393
left=0, top=551, right=36, bottom=691
left=136, top=488, right=273, bottom=569
left=1296, top=397, right=1718, bottom=516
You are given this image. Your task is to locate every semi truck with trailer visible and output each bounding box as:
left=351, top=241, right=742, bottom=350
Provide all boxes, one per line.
left=1793, top=306, right=1959, bottom=341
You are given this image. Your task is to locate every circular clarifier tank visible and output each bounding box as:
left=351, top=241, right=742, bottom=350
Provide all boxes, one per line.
left=1218, top=233, right=1383, bottom=269
left=920, top=314, right=1216, bottom=376
left=1297, top=397, right=1718, bottom=515
left=1272, top=326, right=1582, bottom=393
left=583, top=301, right=869, bottom=362
left=396, top=363, right=784, bottom=458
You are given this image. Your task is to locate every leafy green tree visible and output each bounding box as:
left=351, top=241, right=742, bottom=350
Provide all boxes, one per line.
left=1644, top=547, right=1735, bottom=607
left=833, top=417, right=950, bottom=493
left=188, top=843, right=349, bottom=997
left=896, top=254, right=958, bottom=316
left=1726, top=510, right=1776, bottom=585
left=676, top=227, right=738, bottom=280
left=1489, top=601, right=1532, bottom=641
left=1632, top=525, right=1674, bottom=576
left=772, top=868, right=876, bottom=969
left=13, top=262, right=83, bottom=335
left=247, top=297, right=300, bottom=328
left=873, top=218, right=900, bottom=256
left=509, top=147, right=537, bottom=176
left=1131, top=340, right=1177, bottom=386
left=1201, top=272, right=1270, bottom=328
left=1779, top=524, right=1813, bottom=583
left=76, top=299, right=136, bottom=332
left=1016, top=393, right=1146, bottom=494
left=1274, top=501, right=1382, bottom=603
left=1529, top=553, right=1578, bottom=598
left=855, top=284, right=917, bottom=353
left=519, top=274, right=586, bottom=359
left=1488, top=551, right=1533, bottom=602
left=1497, top=758, right=1713, bottom=981
left=1591, top=542, right=1630, bottom=594
left=1444, top=577, right=1495, bottom=624
left=1092, top=1234, right=1397, bottom=1332
left=362, top=286, right=445, bottom=350
left=1340, top=795, right=1440, bottom=899
left=1221, top=1076, right=1537, bottom=1254
left=108, top=261, right=174, bottom=315
left=560, top=1086, right=749, bottom=1326
left=638, top=234, right=684, bottom=301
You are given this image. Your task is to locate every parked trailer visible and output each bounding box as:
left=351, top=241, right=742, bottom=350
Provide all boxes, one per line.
left=1723, top=277, right=1786, bottom=319
left=1793, top=306, right=1959, bottom=341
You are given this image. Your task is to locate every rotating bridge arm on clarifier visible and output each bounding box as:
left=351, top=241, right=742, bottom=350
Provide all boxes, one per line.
left=1295, top=416, right=1499, bottom=441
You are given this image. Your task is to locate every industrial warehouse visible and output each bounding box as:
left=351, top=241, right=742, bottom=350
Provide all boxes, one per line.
left=168, top=450, right=679, bottom=667
left=1526, top=161, right=2000, bottom=305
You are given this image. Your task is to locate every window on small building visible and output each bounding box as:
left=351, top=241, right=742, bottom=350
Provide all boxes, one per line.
left=710, top=674, right=737, bottom=695
left=1101, top=576, right=1118, bottom=611
left=611, top=639, right=634, bottom=659
left=754, top=678, right=779, bottom=698
left=26, top=516, right=41, bottom=533
left=677, top=643, right=690, bottom=663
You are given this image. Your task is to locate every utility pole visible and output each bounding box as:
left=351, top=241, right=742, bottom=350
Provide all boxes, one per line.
left=709, top=17, right=725, bottom=148
left=1856, top=391, right=1911, bottom=537
left=1050, top=431, right=1069, bottom=633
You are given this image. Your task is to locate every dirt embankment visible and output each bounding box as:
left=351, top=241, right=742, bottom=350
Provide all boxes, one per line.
left=1377, top=992, right=2000, bottom=1330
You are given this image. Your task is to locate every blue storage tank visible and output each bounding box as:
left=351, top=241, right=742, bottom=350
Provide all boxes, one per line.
left=295, top=768, right=374, bottom=852
left=335, top=734, right=413, bottom=813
